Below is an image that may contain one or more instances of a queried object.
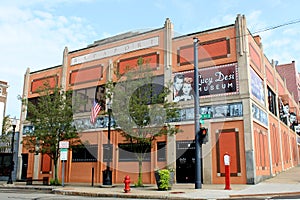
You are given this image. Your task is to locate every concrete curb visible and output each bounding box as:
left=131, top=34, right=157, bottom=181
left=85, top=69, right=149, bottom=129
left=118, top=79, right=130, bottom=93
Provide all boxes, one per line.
left=53, top=189, right=206, bottom=200
left=230, top=191, right=300, bottom=198
left=2, top=183, right=300, bottom=199
left=0, top=184, right=55, bottom=191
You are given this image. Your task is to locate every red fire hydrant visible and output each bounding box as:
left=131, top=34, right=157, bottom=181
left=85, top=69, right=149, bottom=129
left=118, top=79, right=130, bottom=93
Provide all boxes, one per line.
left=124, top=175, right=130, bottom=193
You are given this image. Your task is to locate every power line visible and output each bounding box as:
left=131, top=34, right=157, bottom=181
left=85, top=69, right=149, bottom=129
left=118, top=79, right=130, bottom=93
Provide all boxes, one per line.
left=252, top=18, right=300, bottom=34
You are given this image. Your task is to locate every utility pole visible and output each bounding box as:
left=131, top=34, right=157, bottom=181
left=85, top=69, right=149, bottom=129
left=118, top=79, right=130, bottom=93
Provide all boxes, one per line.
left=193, top=37, right=202, bottom=189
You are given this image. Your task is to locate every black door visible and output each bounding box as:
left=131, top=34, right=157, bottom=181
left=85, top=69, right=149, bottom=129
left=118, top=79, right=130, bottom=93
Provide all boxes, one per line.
left=21, top=154, right=28, bottom=180
left=176, top=141, right=195, bottom=183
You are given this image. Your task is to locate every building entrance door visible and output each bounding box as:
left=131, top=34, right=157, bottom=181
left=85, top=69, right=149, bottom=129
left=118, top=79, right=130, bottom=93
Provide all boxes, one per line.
left=176, top=140, right=195, bottom=183
left=21, top=154, right=28, bottom=180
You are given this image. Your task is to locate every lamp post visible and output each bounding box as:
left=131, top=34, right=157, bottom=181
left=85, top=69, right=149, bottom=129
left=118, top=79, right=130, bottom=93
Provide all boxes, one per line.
left=7, top=117, right=17, bottom=184
left=193, top=38, right=202, bottom=189
left=103, top=102, right=112, bottom=185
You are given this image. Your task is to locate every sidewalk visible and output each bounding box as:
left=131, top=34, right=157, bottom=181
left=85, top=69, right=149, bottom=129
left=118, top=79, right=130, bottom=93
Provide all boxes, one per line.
left=2, top=166, right=300, bottom=199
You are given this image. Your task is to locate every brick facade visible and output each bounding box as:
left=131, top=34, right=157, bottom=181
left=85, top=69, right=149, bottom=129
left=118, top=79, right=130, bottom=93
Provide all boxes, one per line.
left=18, top=15, right=300, bottom=185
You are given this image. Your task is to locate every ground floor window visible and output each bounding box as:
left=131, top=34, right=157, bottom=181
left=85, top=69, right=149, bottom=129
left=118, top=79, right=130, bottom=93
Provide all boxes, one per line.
left=157, top=142, right=166, bottom=161
left=0, top=153, right=11, bottom=176
left=118, top=143, right=151, bottom=162
left=72, top=144, right=98, bottom=162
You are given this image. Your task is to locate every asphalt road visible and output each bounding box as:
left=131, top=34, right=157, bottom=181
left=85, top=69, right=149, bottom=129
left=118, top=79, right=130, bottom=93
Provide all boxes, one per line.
left=0, top=188, right=161, bottom=200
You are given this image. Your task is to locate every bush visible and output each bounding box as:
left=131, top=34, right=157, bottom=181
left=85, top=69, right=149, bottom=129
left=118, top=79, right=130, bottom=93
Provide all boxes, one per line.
left=157, top=169, right=170, bottom=190
left=50, top=178, right=61, bottom=186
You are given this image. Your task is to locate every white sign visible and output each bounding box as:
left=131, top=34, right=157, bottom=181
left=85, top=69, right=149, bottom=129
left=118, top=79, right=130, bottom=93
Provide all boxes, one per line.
left=224, top=154, right=230, bottom=166
left=59, top=141, right=69, bottom=149
left=60, top=148, right=68, bottom=161
left=70, top=36, right=159, bottom=65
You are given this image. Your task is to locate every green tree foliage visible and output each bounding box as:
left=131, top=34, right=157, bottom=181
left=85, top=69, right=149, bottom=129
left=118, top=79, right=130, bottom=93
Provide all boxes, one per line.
left=108, top=57, right=181, bottom=187
left=0, top=115, right=12, bottom=151
left=2, top=115, right=11, bottom=135
left=21, top=83, right=80, bottom=185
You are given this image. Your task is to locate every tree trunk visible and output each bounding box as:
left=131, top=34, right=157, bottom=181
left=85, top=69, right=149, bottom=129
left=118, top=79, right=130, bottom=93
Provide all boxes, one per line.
left=137, top=159, right=143, bottom=187
left=53, top=157, right=59, bottom=185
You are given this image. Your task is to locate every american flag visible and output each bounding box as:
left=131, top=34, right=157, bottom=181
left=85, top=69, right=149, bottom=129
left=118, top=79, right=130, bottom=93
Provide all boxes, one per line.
left=90, top=100, right=101, bottom=124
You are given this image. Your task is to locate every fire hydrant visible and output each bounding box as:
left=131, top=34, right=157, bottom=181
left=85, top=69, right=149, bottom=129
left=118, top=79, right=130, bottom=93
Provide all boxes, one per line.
left=124, top=175, right=131, bottom=193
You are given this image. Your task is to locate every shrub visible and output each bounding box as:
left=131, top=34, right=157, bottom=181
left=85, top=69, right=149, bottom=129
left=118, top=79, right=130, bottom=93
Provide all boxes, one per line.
left=158, top=169, right=170, bottom=190
left=50, top=178, right=61, bottom=186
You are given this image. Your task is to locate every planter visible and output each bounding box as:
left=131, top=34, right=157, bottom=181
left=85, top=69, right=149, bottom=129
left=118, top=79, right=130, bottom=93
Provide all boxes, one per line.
left=155, top=169, right=174, bottom=190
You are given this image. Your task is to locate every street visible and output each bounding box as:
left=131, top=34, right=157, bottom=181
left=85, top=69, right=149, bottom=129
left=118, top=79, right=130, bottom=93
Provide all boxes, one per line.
left=0, top=188, right=160, bottom=200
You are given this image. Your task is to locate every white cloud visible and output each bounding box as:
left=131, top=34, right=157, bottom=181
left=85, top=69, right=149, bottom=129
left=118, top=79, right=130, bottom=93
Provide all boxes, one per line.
left=0, top=3, right=97, bottom=117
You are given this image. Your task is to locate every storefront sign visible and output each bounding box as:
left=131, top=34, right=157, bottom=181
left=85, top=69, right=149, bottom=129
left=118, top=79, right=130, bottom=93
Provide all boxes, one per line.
left=198, top=63, right=238, bottom=96
left=173, top=63, right=238, bottom=101
left=71, top=36, right=159, bottom=65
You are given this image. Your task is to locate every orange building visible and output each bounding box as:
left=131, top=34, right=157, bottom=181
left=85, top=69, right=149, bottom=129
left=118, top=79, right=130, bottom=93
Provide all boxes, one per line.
left=17, top=14, right=300, bottom=185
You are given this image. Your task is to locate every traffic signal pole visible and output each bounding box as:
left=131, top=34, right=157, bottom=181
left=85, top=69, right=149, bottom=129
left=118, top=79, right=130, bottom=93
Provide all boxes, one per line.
left=193, top=37, right=202, bottom=189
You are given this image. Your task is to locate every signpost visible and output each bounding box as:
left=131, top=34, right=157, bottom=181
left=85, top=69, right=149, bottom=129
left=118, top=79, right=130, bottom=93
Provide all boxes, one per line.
left=59, top=141, right=69, bottom=187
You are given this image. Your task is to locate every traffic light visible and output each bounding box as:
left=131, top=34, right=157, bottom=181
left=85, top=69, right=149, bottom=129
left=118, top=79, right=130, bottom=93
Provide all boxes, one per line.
left=198, top=127, right=208, bottom=144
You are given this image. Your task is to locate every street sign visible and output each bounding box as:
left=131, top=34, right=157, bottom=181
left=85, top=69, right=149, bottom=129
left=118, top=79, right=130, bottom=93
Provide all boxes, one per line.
left=60, top=148, right=68, bottom=161
left=200, top=119, right=204, bottom=124
left=201, top=114, right=211, bottom=119
left=59, top=141, right=69, bottom=149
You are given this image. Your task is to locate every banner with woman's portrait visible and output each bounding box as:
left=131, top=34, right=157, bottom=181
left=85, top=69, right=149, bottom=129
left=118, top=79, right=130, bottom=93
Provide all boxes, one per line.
left=173, top=63, right=238, bottom=102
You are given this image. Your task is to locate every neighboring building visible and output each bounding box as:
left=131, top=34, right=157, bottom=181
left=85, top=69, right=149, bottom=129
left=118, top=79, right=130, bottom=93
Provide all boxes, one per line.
left=18, top=14, right=300, bottom=185
left=276, top=61, right=300, bottom=104
left=0, top=81, right=8, bottom=135
left=0, top=117, right=20, bottom=181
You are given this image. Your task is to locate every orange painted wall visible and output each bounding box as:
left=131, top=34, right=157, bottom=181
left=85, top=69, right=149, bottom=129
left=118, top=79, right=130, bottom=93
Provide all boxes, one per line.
left=253, top=122, right=270, bottom=176
left=211, top=120, right=246, bottom=184
left=280, top=124, right=292, bottom=170
left=69, top=162, right=97, bottom=183
left=269, top=116, right=283, bottom=174
left=67, top=29, right=166, bottom=90
left=265, top=60, right=276, bottom=90
left=173, top=26, right=237, bottom=73
left=28, top=67, right=62, bottom=98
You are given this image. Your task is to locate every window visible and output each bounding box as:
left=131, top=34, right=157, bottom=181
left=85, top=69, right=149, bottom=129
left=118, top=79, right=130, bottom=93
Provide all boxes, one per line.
left=0, top=153, right=11, bottom=176
left=73, top=85, right=106, bottom=113
left=72, top=144, right=98, bottom=162
left=118, top=143, right=151, bottom=162
left=157, top=142, right=166, bottom=161
left=267, top=87, right=277, bottom=116
left=0, top=87, right=2, bottom=95
left=26, top=97, right=39, bottom=120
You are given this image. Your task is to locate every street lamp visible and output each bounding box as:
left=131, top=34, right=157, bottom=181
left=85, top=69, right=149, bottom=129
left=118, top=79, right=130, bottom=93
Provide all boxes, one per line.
left=193, top=38, right=202, bottom=189
left=7, top=117, right=17, bottom=184
left=103, top=102, right=112, bottom=185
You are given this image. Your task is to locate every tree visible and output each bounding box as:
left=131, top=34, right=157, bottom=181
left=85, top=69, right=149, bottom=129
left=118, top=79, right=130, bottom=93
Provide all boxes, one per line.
left=2, top=115, right=11, bottom=135
left=0, top=115, right=12, bottom=152
left=108, top=57, right=181, bottom=187
left=21, top=83, right=81, bottom=185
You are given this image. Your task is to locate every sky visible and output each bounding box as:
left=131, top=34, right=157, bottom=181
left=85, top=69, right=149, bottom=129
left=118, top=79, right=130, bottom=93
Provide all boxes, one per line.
left=1, top=0, right=300, bottom=119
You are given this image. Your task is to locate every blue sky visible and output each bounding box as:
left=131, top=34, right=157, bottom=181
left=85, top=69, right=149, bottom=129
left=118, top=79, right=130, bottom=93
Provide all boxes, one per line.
left=1, top=0, right=300, bottom=118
